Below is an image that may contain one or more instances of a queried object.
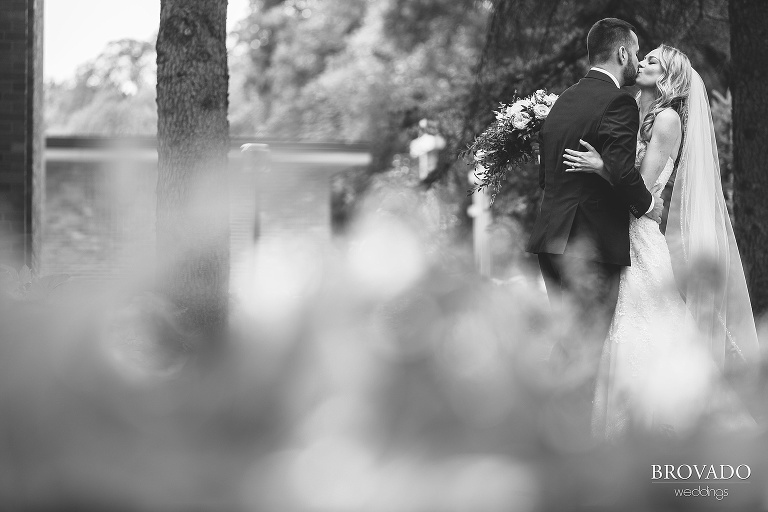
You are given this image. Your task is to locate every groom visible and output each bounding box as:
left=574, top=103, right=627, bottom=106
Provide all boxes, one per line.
left=527, top=18, right=664, bottom=356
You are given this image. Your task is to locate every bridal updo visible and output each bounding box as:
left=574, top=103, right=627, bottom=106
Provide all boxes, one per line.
left=639, top=44, right=693, bottom=144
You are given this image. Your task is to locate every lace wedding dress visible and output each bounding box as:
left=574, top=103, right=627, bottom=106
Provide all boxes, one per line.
left=591, top=140, right=754, bottom=440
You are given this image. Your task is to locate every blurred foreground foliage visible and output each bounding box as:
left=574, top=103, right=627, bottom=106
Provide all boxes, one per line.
left=2, top=184, right=768, bottom=511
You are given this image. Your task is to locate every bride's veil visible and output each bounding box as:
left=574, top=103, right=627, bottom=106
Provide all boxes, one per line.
left=665, top=68, right=760, bottom=369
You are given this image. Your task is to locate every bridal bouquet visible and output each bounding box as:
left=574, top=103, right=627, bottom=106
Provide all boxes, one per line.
left=467, top=89, right=558, bottom=200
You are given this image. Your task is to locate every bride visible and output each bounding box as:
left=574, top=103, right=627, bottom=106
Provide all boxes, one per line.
left=564, top=44, right=760, bottom=439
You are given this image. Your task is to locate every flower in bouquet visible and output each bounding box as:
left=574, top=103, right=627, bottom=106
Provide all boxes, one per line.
left=533, top=103, right=550, bottom=120
left=507, top=102, right=525, bottom=116
left=512, top=112, right=532, bottom=130
left=495, top=101, right=524, bottom=121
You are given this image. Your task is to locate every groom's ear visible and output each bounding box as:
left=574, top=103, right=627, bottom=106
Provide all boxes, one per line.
left=617, top=45, right=628, bottom=65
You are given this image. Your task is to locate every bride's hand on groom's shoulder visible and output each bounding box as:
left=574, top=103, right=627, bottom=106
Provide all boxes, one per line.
left=563, top=139, right=612, bottom=184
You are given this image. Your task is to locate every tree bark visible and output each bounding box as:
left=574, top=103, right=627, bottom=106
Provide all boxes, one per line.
left=730, top=0, right=768, bottom=313
left=156, top=0, right=230, bottom=337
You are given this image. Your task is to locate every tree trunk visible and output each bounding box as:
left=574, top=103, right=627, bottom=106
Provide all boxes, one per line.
left=156, top=0, right=230, bottom=338
left=730, top=0, right=768, bottom=313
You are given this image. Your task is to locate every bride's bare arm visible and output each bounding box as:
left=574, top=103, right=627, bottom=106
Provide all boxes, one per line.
left=638, top=109, right=681, bottom=188
left=564, top=108, right=682, bottom=188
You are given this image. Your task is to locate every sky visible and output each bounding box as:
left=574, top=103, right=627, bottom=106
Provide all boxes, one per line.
left=44, top=0, right=250, bottom=82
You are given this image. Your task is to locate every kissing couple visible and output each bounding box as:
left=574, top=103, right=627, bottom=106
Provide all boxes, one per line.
left=526, top=18, right=760, bottom=439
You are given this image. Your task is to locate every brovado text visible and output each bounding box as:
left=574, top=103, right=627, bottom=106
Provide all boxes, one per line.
left=652, top=464, right=751, bottom=480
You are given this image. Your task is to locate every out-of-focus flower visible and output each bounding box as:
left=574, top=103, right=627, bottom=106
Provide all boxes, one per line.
left=347, top=216, right=426, bottom=299
left=235, top=236, right=326, bottom=328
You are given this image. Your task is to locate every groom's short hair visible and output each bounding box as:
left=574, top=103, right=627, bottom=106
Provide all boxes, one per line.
left=587, top=18, right=636, bottom=65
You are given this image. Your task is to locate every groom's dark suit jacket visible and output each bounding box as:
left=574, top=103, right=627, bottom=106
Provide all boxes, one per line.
left=526, top=70, right=653, bottom=266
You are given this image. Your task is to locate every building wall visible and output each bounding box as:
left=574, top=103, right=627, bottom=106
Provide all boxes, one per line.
left=42, top=160, right=156, bottom=279
left=0, top=0, right=43, bottom=269
left=42, top=158, right=345, bottom=282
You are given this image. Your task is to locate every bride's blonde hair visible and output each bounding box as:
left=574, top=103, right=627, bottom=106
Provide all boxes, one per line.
left=640, top=44, right=692, bottom=144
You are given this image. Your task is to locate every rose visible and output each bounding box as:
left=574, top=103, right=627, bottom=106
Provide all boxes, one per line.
left=544, top=93, right=558, bottom=106
left=533, top=103, right=550, bottom=119
left=512, top=112, right=532, bottom=130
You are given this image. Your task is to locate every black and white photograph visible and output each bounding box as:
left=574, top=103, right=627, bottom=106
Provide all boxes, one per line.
left=1, top=0, right=768, bottom=510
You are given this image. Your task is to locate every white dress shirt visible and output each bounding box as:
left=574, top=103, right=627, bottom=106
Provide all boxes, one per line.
left=589, top=66, right=655, bottom=215
left=590, top=66, right=621, bottom=88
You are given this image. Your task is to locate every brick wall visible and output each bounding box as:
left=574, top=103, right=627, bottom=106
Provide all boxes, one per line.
left=0, top=0, right=43, bottom=269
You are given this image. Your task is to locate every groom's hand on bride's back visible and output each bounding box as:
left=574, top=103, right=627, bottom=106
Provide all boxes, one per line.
left=645, top=182, right=665, bottom=223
